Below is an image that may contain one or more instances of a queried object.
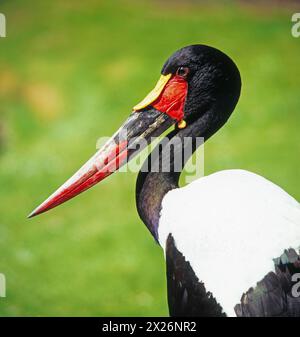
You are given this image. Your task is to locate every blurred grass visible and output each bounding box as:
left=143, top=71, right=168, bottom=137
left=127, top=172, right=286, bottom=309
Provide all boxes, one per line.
left=0, top=0, right=300, bottom=316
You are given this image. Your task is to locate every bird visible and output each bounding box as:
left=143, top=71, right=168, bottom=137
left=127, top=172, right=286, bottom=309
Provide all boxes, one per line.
left=29, top=44, right=300, bottom=317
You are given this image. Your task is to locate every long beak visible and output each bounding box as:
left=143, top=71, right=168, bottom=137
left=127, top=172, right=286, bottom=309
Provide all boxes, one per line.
left=29, top=75, right=175, bottom=218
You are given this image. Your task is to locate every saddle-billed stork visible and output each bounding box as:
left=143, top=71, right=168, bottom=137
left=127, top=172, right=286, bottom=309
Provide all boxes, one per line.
left=29, top=45, right=300, bottom=317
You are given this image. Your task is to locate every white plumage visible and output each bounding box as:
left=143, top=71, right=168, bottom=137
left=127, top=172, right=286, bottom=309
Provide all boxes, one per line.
left=158, top=169, right=300, bottom=316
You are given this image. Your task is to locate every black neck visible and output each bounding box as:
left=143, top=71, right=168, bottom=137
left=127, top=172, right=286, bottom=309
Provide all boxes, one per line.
left=136, top=109, right=222, bottom=241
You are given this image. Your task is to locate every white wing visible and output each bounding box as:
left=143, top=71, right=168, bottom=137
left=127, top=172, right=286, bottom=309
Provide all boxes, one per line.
left=158, top=169, right=300, bottom=316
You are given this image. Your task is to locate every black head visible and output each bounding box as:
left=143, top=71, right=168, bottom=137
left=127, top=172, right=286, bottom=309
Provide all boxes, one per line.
left=161, top=44, right=241, bottom=132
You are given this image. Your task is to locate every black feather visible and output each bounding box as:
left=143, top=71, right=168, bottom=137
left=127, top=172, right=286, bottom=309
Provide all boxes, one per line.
left=166, top=234, right=226, bottom=317
left=235, top=248, right=300, bottom=317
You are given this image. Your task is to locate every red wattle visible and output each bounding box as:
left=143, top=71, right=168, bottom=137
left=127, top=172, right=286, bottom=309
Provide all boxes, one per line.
left=152, top=75, right=188, bottom=121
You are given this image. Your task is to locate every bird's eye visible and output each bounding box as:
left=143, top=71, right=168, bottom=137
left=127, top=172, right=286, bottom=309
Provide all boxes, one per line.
left=176, top=66, right=189, bottom=78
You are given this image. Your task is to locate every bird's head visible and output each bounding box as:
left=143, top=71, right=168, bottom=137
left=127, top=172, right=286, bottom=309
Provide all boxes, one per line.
left=29, top=44, right=241, bottom=217
left=160, top=45, right=241, bottom=126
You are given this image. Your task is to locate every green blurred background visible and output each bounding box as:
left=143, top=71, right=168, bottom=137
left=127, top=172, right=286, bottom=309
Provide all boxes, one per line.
left=0, top=0, right=300, bottom=316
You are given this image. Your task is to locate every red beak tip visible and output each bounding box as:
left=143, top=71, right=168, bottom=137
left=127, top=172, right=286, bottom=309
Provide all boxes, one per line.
left=27, top=209, right=39, bottom=219
left=27, top=205, right=45, bottom=219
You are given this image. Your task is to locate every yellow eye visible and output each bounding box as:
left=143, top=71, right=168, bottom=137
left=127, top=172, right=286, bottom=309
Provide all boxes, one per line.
left=176, top=66, right=189, bottom=78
